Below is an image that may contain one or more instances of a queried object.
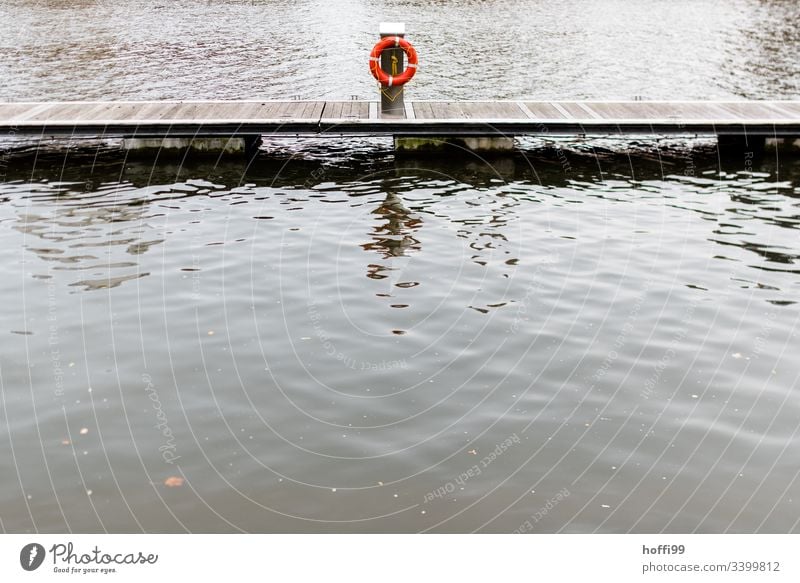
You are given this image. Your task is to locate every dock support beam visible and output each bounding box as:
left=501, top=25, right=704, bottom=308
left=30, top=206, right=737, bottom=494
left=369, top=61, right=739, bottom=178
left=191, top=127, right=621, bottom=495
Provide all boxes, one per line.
left=765, top=137, right=800, bottom=154
left=121, top=135, right=262, bottom=156
left=394, top=136, right=516, bottom=154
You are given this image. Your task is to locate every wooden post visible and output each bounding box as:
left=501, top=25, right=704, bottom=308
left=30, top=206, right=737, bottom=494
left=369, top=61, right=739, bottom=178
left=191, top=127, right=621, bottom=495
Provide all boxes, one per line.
left=379, top=22, right=405, bottom=118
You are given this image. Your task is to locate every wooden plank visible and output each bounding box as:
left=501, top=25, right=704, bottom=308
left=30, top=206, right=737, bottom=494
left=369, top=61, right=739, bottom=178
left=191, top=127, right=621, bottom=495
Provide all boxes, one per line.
left=287, top=101, right=315, bottom=119
left=637, top=102, right=695, bottom=120
left=550, top=102, right=574, bottom=119
left=236, top=102, right=266, bottom=119
left=428, top=101, right=464, bottom=119
left=0, top=103, right=38, bottom=118
left=83, top=102, right=144, bottom=122
left=321, top=101, right=343, bottom=119
left=262, top=101, right=291, bottom=119
left=459, top=102, right=488, bottom=118
left=271, top=101, right=291, bottom=119
left=269, top=101, right=292, bottom=119
left=425, top=101, right=441, bottom=120
left=164, top=102, right=204, bottom=120
left=643, top=102, right=734, bottom=120
left=773, top=102, right=800, bottom=117
left=192, top=101, right=241, bottom=120
left=126, top=101, right=184, bottom=121
left=493, top=101, right=529, bottom=118
left=451, top=101, right=470, bottom=118
left=468, top=101, right=495, bottom=119
left=119, top=103, right=161, bottom=120
left=410, top=101, right=433, bottom=119
left=456, top=101, right=493, bottom=119
left=232, top=101, right=276, bottom=119
left=583, top=102, right=646, bottom=119
left=186, top=101, right=235, bottom=120
left=19, top=103, right=69, bottom=120
left=310, top=101, right=325, bottom=120
left=448, top=101, right=468, bottom=118
left=215, top=101, right=255, bottom=119
left=516, top=102, right=535, bottom=118
left=0, top=103, right=49, bottom=120
left=704, top=102, right=748, bottom=119
left=203, top=102, right=235, bottom=119
left=24, top=102, right=76, bottom=120
left=354, top=101, right=369, bottom=119
left=461, top=101, right=528, bottom=119
left=524, top=102, right=569, bottom=119
left=714, top=102, right=783, bottom=120
left=97, top=101, right=172, bottom=120
left=689, top=102, right=741, bottom=119
left=588, top=101, right=632, bottom=119
left=425, top=101, right=444, bottom=119
left=130, top=102, right=170, bottom=120
left=4, top=100, right=800, bottom=136
left=345, top=101, right=363, bottom=119
left=255, top=102, right=295, bottom=119
left=576, top=102, right=603, bottom=119
left=299, top=101, right=317, bottom=119
left=554, top=102, right=596, bottom=119
left=293, top=101, right=310, bottom=119
left=5, top=100, right=799, bottom=125
left=157, top=102, right=193, bottom=120
left=760, top=102, right=800, bottom=118
left=586, top=101, right=682, bottom=120
left=8, top=103, right=65, bottom=121
left=66, top=102, right=108, bottom=121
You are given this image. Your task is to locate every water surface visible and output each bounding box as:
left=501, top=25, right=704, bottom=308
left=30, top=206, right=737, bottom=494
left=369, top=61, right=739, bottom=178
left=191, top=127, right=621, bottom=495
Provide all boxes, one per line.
left=1, top=0, right=799, bottom=533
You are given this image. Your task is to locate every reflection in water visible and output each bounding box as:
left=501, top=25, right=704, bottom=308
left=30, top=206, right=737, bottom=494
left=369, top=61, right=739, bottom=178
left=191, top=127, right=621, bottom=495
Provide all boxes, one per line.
left=362, top=192, right=422, bottom=283
left=0, top=147, right=799, bottom=534
left=11, top=180, right=174, bottom=290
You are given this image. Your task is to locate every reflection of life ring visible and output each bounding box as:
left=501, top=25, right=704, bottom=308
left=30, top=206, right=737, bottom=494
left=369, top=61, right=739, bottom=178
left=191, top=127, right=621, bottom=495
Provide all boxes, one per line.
left=369, top=36, right=418, bottom=87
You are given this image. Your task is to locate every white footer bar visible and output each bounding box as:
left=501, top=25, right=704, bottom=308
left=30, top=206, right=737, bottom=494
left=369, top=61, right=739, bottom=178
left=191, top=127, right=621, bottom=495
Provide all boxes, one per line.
left=1, top=534, right=795, bottom=582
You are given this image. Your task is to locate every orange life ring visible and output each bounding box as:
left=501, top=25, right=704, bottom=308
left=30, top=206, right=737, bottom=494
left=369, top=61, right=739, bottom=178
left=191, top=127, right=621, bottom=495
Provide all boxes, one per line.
left=369, top=36, right=418, bottom=87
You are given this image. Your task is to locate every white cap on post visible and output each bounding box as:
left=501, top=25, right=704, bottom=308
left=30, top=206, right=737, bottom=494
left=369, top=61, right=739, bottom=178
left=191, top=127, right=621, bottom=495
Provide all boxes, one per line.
left=379, top=22, right=405, bottom=36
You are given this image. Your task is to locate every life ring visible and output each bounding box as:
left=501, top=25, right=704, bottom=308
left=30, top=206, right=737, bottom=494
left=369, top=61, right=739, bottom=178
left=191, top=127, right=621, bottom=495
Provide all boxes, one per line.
left=369, top=36, right=418, bottom=87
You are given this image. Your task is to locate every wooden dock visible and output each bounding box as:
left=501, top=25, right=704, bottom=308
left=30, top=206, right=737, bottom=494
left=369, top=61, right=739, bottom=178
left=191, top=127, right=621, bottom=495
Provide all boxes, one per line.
left=1, top=100, right=799, bottom=138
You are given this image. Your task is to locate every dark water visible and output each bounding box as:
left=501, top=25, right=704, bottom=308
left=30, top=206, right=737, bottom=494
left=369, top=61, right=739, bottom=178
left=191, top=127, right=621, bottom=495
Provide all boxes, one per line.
left=1, top=1, right=800, bottom=533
